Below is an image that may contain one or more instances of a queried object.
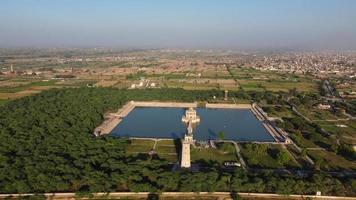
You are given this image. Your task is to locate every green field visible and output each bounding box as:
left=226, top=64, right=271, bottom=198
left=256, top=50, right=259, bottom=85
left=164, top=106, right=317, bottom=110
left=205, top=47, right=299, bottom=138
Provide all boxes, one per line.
left=238, top=79, right=317, bottom=92
left=307, top=150, right=356, bottom=171
left=125, top=139, right=155, bottom=156
left=262, top=106, right=295, bottom=118
left=155, top=140, right=178, bottom=162
left=229, top=67, right=317, bottom=92
left=191, top=142, right=237, bottom=164
left=240, top=144, right=300, bottom=169
left=317, top=120, right=356, bottom=142
left=297, top=105, right=344, bottom=121
left=0, top=80, right=58, bottom=93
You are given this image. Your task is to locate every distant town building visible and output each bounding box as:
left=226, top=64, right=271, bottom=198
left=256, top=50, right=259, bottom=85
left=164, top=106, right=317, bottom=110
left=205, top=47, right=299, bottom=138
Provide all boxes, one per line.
left=10, top=64, right=14, bottom=73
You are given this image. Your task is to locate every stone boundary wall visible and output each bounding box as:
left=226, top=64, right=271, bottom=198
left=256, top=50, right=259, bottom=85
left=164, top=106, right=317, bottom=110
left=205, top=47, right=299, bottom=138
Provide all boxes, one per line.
left=205, top=103, right=251, bottom=109
left=93, top=101, right=135, bottom=136
left=133, top=101, right=197, bottom=108
left=0, top=192, right=355, bottom=200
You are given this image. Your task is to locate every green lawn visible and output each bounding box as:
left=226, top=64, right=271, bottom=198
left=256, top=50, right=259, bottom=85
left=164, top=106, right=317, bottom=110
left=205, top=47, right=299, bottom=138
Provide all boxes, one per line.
left=191, top=142, right=237, bottom=164
left=155, top=140, right=178, bottom=162
left=240, top=144, right=300, bottom=169
left=125, top=139, right=154, bottom=156
left=156, top=145, right=177, bottom=154
left=156, top=140, right=175, bottom=146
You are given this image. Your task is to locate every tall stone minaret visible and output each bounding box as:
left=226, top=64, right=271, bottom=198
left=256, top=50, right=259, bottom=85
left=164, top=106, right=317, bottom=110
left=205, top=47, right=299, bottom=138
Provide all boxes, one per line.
left=181, top=120, right=194, bottom=168
left=10, top=64, right=14, bottom=73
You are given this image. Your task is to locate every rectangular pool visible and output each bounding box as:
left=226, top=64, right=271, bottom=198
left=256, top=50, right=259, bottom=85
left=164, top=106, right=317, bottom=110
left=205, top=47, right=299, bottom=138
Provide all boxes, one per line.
left=111, top=107, right=275, bottom=142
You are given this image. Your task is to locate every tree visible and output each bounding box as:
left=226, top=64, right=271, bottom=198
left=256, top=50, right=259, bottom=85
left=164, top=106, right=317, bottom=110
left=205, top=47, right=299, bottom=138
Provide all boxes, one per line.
left=301, top=148, right=308, bottom=157
left=218, top=131, right=225, bottom=140
left=276, top=150, right=291, bottom=165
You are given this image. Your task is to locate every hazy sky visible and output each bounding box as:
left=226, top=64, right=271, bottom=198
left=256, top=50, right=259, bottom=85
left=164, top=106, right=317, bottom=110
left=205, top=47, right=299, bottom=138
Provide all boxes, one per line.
left=1, top=0, right=356, bottom=50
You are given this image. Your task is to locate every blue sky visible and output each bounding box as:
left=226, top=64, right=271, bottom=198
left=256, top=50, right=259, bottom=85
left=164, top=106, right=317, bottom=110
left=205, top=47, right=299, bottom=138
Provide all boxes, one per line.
left=1, top=0, right=356, bottom=49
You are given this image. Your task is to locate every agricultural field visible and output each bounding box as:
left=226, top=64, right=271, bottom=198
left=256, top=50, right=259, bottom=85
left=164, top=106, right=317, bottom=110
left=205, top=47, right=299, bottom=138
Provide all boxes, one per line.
left=165, top=81, right=220, bottom=90
left=228, top=67, right=318, bottom=92
left=94, top=80, right=118, bottom=87
left=238, top=79, right=317, bottom=92
left=0, top=78, right=97, bottom=100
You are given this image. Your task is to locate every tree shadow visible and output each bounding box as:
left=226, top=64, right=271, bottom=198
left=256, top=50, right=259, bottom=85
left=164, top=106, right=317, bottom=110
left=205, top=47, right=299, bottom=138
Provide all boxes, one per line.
left=230, top=191, right=242, bottom=200
left=173, top=138, right=182, bottom=161
left=208, top=128, right=217, bottom=139
left=268, top=148, right=279, bottom=159
left=147, top=193, right=159, bottom=200
left=170, top=131, right=181, bottom=139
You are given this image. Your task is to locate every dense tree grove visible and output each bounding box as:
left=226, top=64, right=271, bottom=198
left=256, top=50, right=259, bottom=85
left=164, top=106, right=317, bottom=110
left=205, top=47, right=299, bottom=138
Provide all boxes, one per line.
left=0, top=88, right=354, bottom=195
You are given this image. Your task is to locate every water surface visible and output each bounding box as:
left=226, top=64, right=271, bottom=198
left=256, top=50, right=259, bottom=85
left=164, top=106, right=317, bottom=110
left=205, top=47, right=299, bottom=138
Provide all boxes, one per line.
left=111, top=107, right=274, bottom=142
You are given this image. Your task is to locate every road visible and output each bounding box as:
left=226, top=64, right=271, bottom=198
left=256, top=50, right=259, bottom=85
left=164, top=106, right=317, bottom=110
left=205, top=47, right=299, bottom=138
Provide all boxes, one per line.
left=1, top=192, right=355, bottom=200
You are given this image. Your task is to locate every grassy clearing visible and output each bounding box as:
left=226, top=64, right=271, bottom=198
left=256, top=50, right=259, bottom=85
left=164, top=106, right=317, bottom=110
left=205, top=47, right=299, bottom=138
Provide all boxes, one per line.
left=166, top=81, right=220, bottom=90
left=230, top=67, right=317, bottom=92
left=238, top=79, right=317, bottom=92
left=156, top=145, right=177, bottom=154
left=125, top=139, right=154, bottom=156
left=240, top=144, right=300, bottom=169
left=0, top=90, right=41, bottom=99
left=130, top=139, right=155, bottom=146
left=262, top=106, right=295, bottom=118
left=0, top=79, right=93, bottom=100
left=191, top=142, right=237, bottom=164
left=156, top=140, right=175, bottom=146
left=156, top=139, right=178, bottom=162
left=307, top=150, right=356, bottom=171
left=297, top=105, right=342, bottom=121
left=317, top=120, right=356, bottom=140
